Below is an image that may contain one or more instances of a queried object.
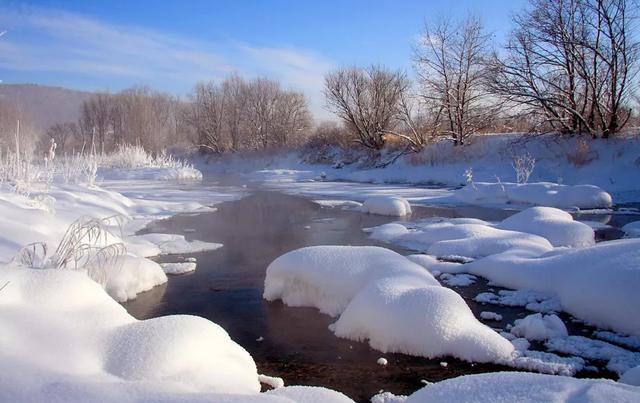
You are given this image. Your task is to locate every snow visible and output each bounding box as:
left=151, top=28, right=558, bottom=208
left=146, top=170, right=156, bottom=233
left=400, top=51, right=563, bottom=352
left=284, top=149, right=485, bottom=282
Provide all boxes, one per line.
left=620, top=366, right=640, bottom=386
left=371, top=391, right=407, bottom=403
left=474, top=289, right=562, bottom=313
left=403, top=372, right=640, bottom=403
left=622, top=220, right=640, bottom=238
left=265, top=386, right=355, bottom=403
left=132, top=233, right=222, bottom=255
left=0, top=267, right=266, bottom=400
left=264, top=246, right=440, bottom=317
left=440, top=273, right=476, bottom=287
left=465, top=239, right=640, bottom=337
left=366, top=219, right=554, bottom=259
left=332, top=277, right=515, bottom=362
left=455, top=182, right=612, bottom=209
left=264, top=246, right=515, bottom=363
left=161, top=262, right=197, bottom=274
left=105, top=255, right=168, bottom=302
left=593, top=331, right=640, bottom=350
left=545, top=336, right=640, bottom=375
left=497, top=207, right=595, bottom=247
left=510, top=314, right=569, bottom=341
left=258, top=374, right=285, bottom=389
left=361, top=196, right=412, bottom=216
left=480, top=311, right=503, bottom=321
left=377, top=357, right=388, bottom=366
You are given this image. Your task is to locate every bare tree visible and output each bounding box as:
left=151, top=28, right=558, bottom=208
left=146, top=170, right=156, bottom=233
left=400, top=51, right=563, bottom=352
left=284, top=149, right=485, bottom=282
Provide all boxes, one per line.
left=80, top=93, right=112, bottom=153
left=487, top=0, right=639, bottom=137
left=414, top=15, right=494, bottom=146
left=43, top=122, right=80, bottom=154
left=324, top=66, right=409, bottom=150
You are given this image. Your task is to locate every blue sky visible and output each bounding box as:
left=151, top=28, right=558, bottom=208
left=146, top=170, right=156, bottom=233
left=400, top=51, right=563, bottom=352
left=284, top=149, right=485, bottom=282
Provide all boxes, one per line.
left=0, top=0, right=527, bottom=119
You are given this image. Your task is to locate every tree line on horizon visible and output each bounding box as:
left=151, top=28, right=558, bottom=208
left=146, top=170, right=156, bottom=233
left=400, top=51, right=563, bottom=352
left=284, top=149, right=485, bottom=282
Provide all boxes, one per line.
left=1, top=0, right=639, bottom=159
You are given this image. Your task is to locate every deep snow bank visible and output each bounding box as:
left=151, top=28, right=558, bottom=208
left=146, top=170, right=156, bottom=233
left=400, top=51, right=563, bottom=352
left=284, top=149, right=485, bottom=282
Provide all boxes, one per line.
left=264, top=246, right=514, bottom=363
left=366, top=206, right=595, bottom=258
left=404, top=372, right=640, bottom=403
left=455, top=182, right=613, bottom=209
left=0, top=267, right=259, bottom=396
left=466, top=239, right=640, bottom=337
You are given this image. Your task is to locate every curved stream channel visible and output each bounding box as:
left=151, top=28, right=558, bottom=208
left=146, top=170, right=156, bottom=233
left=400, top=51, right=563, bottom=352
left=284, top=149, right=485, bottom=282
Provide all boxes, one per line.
left=122, top=177, right=638, bottom=402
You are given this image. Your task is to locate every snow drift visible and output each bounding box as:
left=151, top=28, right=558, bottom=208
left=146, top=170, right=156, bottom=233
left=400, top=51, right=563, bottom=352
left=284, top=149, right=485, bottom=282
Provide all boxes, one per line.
left=361, top=196, right=412, bottom=216
left=454, top=182, right=612, bottom=209
left=264, top=246, right=514, bottom=363
left=404, top=372, right=640, bottom=403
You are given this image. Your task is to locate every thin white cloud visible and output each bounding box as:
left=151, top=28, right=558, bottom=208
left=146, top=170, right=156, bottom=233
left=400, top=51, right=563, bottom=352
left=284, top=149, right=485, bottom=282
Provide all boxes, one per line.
left=0, top=5, right=336, bottom=120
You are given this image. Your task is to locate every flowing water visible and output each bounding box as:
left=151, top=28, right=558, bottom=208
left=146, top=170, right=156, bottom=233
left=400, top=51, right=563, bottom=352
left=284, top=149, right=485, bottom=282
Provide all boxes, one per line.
left=122, top=178, right=639, bottom=402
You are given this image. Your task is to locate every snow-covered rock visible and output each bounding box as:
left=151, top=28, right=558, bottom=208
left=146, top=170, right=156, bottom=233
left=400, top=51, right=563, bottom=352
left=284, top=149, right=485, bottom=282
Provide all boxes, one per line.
left=264, top=246, right=515, bottom=363
left=466, top=239, right=640, bottom=337
left=455, top=182, right=613, bottom=209
left=361, top=196, right=412, bottom=216
left=498, top=207, right=595, bottom=247
left=510, top=313, right=568, bottom=341
left=404, top=372, right=640, bottom=402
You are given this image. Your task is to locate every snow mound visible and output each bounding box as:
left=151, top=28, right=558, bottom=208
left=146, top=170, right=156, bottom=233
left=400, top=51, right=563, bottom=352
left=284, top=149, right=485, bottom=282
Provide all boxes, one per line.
left=366, top=218, right=554, bottom=259
left=510, top=313, right=568, bottom=341
left=265, top=386, right=355, bottom=403
left=332, top=277, right=515, bottom=362
left=404, top=372, right=640, bottom=402
left=105, top=254, right=168, bottom=302
left=498, top=207, right=595, bottom=247
left=620, top=366, right=640, bottom=386
left=264, top=246, right=439, bottom=316
left=0, top=267, right=263, bottom=400
left=622, top=220, right=640, bottom=238
left=466, top=238, right=640, bottom=337
left=161, top=262, right=197, bottom=274
left=264, top=246, right=515, bottom=363
left=455, top=182, right=613, bottom=209
left=105, top=315, right=258, bottom=392
left=421, top=224, right=552, bottom=259
left=361, top=196, right=412, bottom=216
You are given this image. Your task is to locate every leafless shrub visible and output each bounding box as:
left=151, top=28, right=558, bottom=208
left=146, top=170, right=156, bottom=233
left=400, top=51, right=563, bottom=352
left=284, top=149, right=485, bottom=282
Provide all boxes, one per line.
left=12, top=215, right=127, bottom=286
left=511, top=152, right=536, bottom=183
left=567, top=138, right=598, bottom=166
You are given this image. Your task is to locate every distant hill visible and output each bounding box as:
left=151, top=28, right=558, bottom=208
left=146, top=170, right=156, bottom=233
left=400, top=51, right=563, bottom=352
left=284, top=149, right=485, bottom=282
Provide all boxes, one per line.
left=0, top=84, right=94, bottom=132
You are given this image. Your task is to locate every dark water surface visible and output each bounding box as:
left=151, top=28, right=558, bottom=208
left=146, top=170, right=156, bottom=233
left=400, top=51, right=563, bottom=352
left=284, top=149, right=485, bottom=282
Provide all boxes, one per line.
left=122, top=182, right=637, bottom=401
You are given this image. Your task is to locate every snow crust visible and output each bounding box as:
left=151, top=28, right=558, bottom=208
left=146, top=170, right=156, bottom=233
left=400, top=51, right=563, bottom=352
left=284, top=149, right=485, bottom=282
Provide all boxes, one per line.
left=361, top=196, right=412, bottom=216
left=264, top=246, right=515, bottom=363
left=620, top=366, right=640, bottom=386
